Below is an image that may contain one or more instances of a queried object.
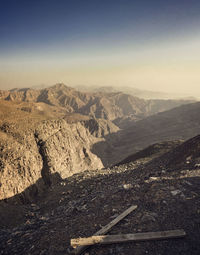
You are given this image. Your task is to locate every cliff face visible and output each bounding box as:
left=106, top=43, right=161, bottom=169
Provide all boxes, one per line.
left=34, top=119, right=103, bottom=179
left=0, top=130, right=43, bottom=202
left=80, top=118, right=119, bottom=138
left=0, top=119, right=103, bottom=201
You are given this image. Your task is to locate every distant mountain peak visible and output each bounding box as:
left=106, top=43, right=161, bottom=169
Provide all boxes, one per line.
left=9, top=87, right=31, bottom=92
left=50, top=83, right=74, bottom=90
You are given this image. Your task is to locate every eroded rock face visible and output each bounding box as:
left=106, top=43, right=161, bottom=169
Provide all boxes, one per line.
left=0, top=119, right=103, bottom=201
left=0, top=131, right=43, bottom=202
left=34, top=119, right=103, bottom=179
left=80, top=118, right=119, bottom=138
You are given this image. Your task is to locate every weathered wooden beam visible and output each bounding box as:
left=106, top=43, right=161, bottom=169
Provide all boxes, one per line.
left=71, top=205, right=137, bottom=255
left=71, top=229, right=186, bottom=248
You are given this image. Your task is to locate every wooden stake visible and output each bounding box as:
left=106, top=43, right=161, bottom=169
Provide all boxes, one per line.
left=71, top=229, right=186, bottom=247
left=71, top=205, right=137, bottom=254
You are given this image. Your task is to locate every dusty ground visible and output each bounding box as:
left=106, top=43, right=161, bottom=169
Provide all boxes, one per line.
left=0, top=159, right=200, bottom=255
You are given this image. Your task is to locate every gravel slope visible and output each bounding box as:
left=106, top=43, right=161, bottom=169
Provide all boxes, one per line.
left=0, top=158, right=200, bottom=255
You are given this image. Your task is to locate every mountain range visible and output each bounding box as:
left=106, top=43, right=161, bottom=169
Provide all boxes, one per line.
left=0, top=83, right=195, bottom=128
left=0, top=83, right=199, bottom=198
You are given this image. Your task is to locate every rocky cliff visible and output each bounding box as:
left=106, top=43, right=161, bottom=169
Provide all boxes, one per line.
left=80, top=118, right=119, bottom=138
left=0, top=119, right=103, bottom=202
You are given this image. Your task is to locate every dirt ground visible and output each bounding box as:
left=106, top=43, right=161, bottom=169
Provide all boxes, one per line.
left=0, top=159, right=200, bottom=255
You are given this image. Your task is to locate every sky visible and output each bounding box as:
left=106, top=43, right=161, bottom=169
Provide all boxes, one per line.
left=0, top=0, right=200, bottom=95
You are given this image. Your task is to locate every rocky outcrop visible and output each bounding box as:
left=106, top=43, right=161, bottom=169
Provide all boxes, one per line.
left=33, top=119, right=103, bottom=179
left=0, top=119, right=103, bottom=201
left=80, top=118, right=119, bottom=138
left=0, top=130, right=43, bottom=202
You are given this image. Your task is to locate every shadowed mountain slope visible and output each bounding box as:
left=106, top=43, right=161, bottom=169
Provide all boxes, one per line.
left=92, top=101, right=200, bottom=166
left=145, top=134, right=200, bottom=171
left=115, top=140, right=183, bottom=166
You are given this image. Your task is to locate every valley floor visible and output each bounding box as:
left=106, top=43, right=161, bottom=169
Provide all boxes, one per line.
left=0, top=161, right=200, bottom=255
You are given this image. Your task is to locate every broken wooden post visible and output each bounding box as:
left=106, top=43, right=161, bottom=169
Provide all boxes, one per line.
left=71, top=205, right=137, bottom=255
left=71, top=229, right=186, bottom=248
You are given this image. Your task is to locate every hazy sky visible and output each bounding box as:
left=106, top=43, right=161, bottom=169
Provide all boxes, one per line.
left=0, top=0, right=200, bottom=94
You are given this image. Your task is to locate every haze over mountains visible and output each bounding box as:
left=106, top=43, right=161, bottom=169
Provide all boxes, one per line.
left=75, top=84, right=198, bottom=100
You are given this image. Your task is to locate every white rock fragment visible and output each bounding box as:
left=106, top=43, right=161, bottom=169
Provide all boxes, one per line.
left=123, top=184, right=133, bottom=190
left=171, top=190, right=182, bottom=196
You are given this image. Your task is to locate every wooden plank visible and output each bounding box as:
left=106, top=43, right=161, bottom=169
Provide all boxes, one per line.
left=71, top=229, right=186, bottom=247
left=71, top=205, right=137, bottom=255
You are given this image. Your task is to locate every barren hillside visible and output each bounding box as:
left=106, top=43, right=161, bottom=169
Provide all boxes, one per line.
left=0, top=135, right=199, bottom=255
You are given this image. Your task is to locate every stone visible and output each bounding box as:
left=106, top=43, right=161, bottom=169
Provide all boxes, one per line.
left=171, top=190, right=182, bottom=196
left=123, top=184, right=133, bottom=190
